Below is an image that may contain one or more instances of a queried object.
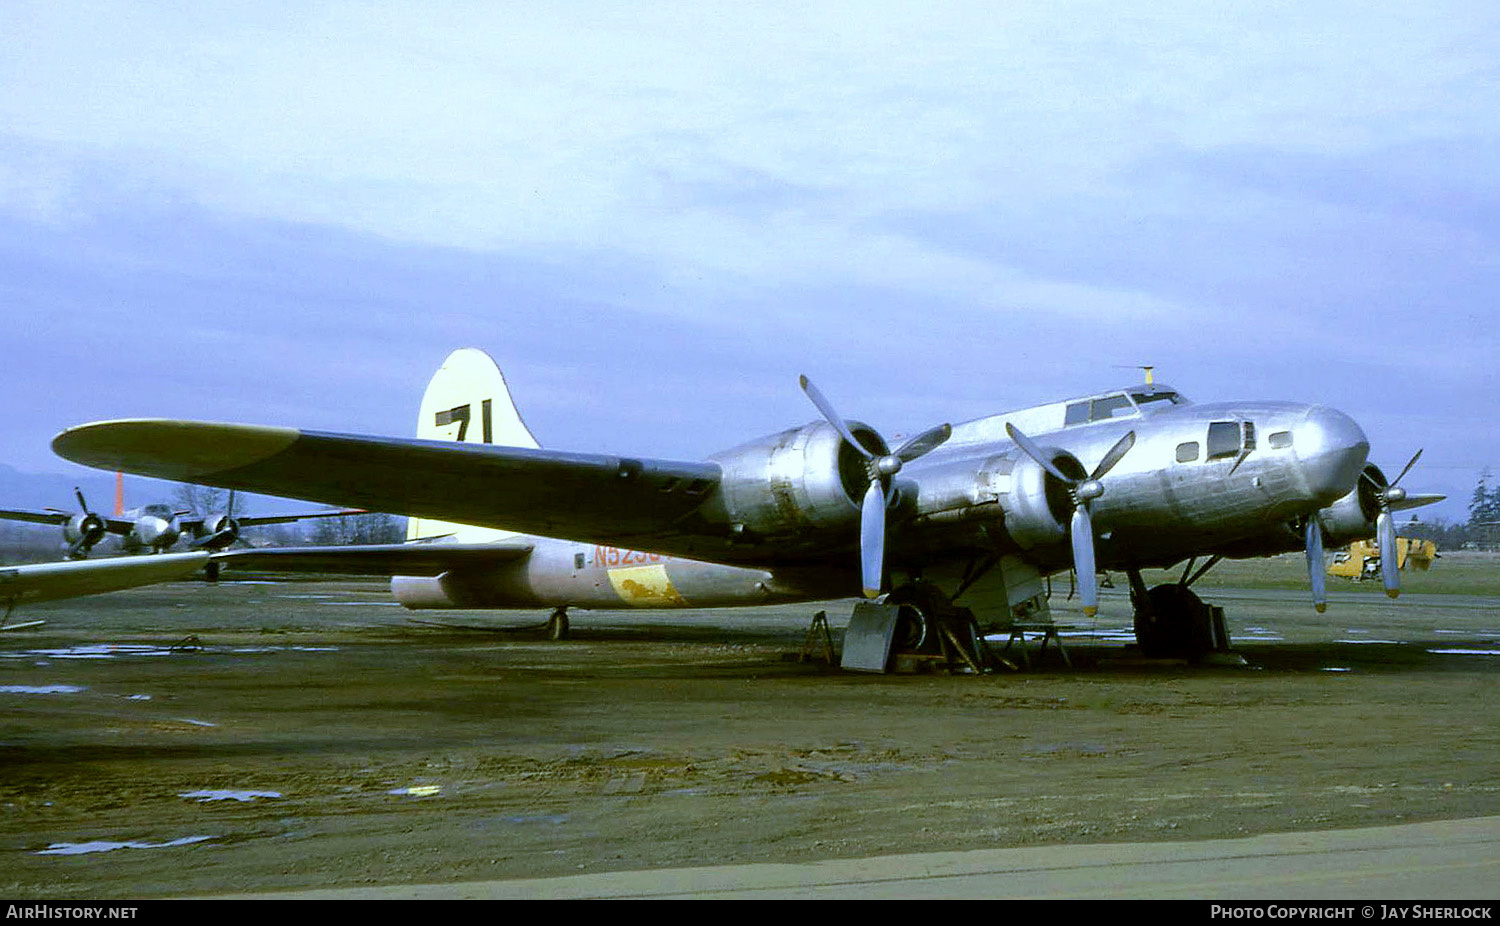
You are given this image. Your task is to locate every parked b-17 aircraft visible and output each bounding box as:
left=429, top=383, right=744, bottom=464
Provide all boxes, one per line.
left=50, top=349, right=1442, bottom=656
left=0, top=480, right=355, bottom=559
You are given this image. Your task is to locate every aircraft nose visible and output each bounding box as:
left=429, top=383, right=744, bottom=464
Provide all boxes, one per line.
left=1294, top=406, right=1369, bottom=503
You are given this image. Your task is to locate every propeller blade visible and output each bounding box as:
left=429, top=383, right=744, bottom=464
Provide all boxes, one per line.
left=1390, top=449, right=1422, bottom=489
left=226, top=489, right=236, bottom=519
left=74, top=487, right=89, bottom=513
left=799, top=375, right=873, bottom=459
left=859, top=479, right=886, bottom=598
left=1006, top=423, right=1072, bottom=484
left=1305, top=518, right=1327, bottom=613
left=1090, top=430, right=1137, bottom=481
left=1070, top=505, right=1098, bottom=617
left=1376, top=510, right=1400, bottom=599
left=893, top=423, right=952, bottom=463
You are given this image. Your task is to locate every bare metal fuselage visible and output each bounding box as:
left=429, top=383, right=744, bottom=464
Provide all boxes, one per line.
left=390, top=392, right=1374, bottom=617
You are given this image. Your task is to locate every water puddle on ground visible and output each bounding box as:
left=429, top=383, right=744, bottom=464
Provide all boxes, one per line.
left=180, top=790, right=282, bottom=802
left=35, top=836, right=215, bottom=856
left=0, top=684, right=86, bottom=694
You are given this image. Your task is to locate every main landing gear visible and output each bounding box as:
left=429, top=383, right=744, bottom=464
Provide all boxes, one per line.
left=880, top=582, right=990, bottom=673
left=1126, top=561, right=1231, bottom=659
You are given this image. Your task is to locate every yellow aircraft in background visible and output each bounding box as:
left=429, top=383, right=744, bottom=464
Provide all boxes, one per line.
left=1329, top=536, right=1438, bottom=582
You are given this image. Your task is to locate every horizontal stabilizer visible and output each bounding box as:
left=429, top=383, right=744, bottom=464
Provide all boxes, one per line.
left=212, top=541, right=534, bottom=576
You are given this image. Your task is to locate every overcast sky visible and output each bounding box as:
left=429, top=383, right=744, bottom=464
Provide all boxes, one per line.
left=2, top=2, right=1495, bottom=523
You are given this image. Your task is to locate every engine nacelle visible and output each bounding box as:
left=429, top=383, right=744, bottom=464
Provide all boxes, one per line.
left=705, top=420, right=885, bottom=539
left=1316, top=463, right=1385, bottom=546
left=199, top=515, right=241, bottom=550
left=992, top=447, right=1087, bottom=551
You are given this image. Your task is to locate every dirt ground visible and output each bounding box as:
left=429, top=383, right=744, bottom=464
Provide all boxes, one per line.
left=1, top=566, right=1497, bottom=899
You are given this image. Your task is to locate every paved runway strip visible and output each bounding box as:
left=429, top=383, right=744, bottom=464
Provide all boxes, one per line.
left=226, top=816, right=1500, bottom=900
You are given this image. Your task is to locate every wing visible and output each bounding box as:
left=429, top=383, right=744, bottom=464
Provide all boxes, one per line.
left=212, top=541, right=533, bottom=576
left=0, top=508, right=70, bottom=527
left=54, top=420, right=730, bottom=558
left=0, top=552, right=209, bottom=606
left=234, top=510, right=364, bottom=527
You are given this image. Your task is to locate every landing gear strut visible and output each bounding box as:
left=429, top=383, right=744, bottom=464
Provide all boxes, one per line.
left=546, top=607, right=570, bottom=641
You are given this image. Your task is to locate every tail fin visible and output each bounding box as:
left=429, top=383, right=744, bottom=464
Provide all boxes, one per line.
left=407, top=348, right=539, bottom=543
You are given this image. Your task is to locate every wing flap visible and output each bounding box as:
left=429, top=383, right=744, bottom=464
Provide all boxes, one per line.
left=212, top=541, right=533, bottom=576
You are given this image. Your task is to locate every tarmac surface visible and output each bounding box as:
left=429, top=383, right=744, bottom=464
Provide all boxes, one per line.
left=1, top=572, right=1497, bottom=899
left=229, top=815, right=1500, bottom=899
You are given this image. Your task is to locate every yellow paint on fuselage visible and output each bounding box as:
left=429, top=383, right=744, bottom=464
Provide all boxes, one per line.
left=606, top=564, right=687, bottom=607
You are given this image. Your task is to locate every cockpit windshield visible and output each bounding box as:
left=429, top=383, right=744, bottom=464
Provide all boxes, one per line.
left=1063, top=388, right=1188, bottom=427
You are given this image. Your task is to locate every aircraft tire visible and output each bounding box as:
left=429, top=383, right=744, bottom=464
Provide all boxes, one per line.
left=885, top=582, right=955, bottom=655
left=1134, top=584, right=1212, bottom=659
left=546, top=609, right=570, bottom=641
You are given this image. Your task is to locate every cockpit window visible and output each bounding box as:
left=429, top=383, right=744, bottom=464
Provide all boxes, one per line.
left=1268, top=430, right=1292, bottom=449
left=1130, top=389, right=1185, bottom=408
left=1206, top=421, right=1240, bottom=459
left=1091, top=394, right=1133, bottom=420
left=1175, top=441, right=1200, bottom=463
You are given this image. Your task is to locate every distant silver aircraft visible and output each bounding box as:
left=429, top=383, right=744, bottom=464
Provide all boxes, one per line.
left=0, top=482, right=353, bottom=559
left=51, top=349, right=1442, bottom=656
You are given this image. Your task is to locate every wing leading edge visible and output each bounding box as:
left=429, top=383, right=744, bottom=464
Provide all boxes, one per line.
left=54, top=420, right=728, bottom=557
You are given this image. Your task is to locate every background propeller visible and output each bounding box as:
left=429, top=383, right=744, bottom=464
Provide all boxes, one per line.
left=799, top=376, right=951, bottom=598
left=191, top=489, right=242, bottom=551
left=63, top=487, right=108, bottom=560
left=1006, top=424, right=1136, bottom=617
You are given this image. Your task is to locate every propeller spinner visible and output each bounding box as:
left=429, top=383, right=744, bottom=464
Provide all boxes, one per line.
left=1006, top=424, right=1136, bottom=617
left=799, top=376, right=951, bottom=598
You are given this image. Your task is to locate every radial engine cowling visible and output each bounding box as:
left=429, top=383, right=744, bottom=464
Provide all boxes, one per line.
left=1316, top=463, right=1386, bottom=547
left=706, top=420, right=885, bottom=540
left=196, top=515, right=241, bottom=550
left=990, top=445, right=1090, bottom=551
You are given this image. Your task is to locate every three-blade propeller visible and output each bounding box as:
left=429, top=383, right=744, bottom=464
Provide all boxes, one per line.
left=1305, top=449, right=1423, bottom=611
left=1364, top=449, right=1423, bottom=600
left=1006, top=424, right=1136, bottom=617
left=799, top=376, right=951, bottom=598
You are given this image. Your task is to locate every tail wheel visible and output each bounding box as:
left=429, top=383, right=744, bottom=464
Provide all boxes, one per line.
left=546, top=608, right=570, bottom=641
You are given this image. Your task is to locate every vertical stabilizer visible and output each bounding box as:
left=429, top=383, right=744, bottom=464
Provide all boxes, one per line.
left=407, top=348, right=539, bottom=543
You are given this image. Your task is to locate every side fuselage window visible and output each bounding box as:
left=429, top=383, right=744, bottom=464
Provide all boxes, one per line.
left=1176, top=441, right=1200, bottom=463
